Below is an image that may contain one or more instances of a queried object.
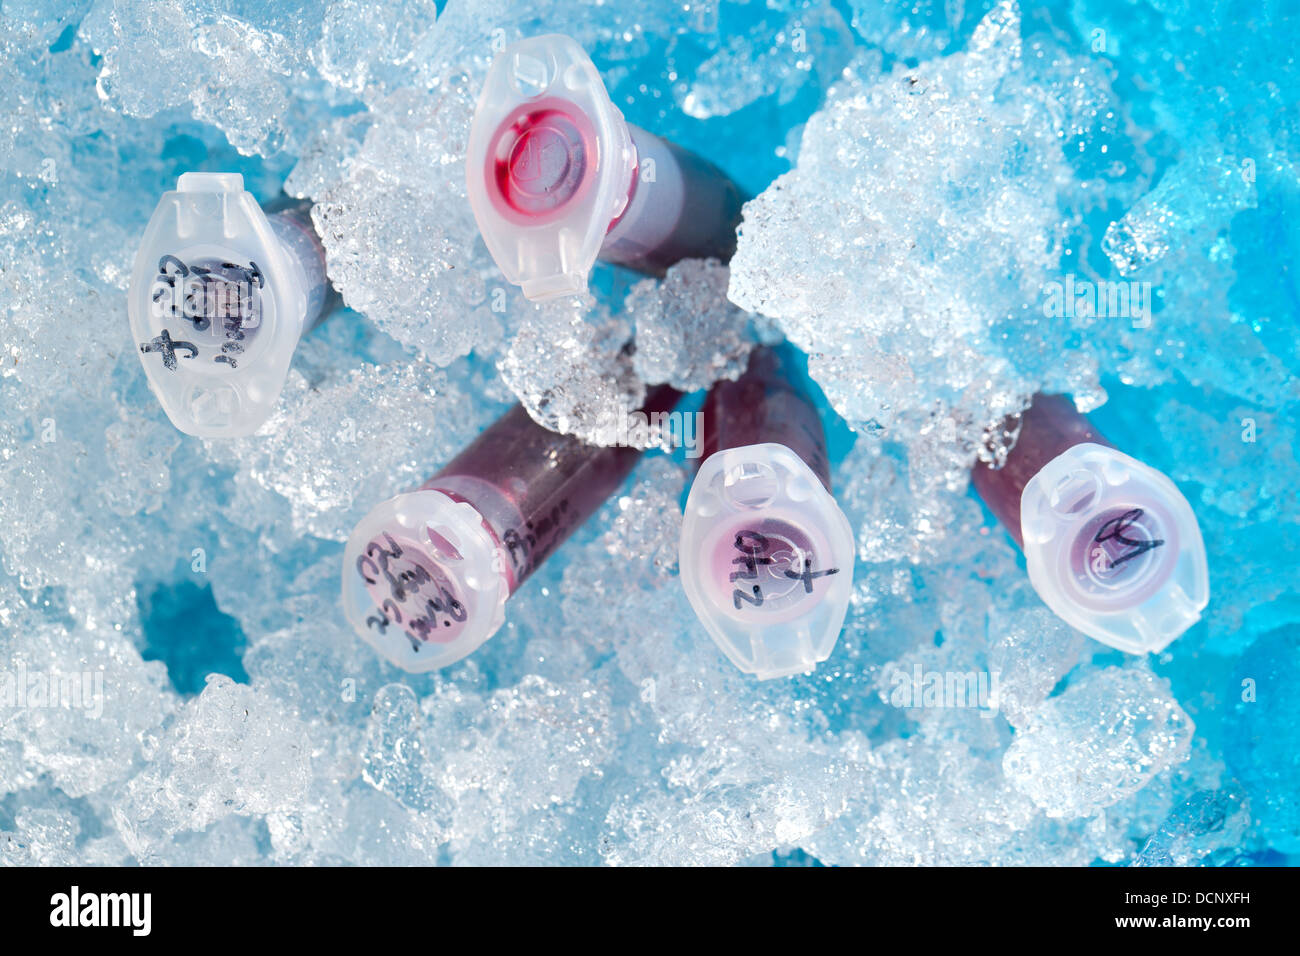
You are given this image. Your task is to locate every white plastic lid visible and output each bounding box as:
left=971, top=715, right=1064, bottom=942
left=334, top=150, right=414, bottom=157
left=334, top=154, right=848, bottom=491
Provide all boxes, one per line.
left=465, top=34, right=636, bottom=301
left=127, top=172, right=311, bottom=438
left=342, top=490, right=511, bottom=672
left=680, top=443, right=856, bottom=679
left=1021, top=442, right=1209, bottom=654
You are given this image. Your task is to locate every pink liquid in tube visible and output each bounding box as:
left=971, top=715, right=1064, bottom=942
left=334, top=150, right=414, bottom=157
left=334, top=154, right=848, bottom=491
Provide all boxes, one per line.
left=680, top=347, right=855, bottom=680
left=467, top=34, right=745, bottom=301
left=262, top=194, right=340, bottom=332
left=344, top=385, right=683, bottom=672
left=972, top=393, right=1209, bottom=654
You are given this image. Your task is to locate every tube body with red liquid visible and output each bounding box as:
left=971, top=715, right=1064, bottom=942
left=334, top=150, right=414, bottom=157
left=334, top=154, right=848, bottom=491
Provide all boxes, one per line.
left=699, top=347, right=835, bottom=491
left=972, top=393, right=1209, bottom=654
left=680, top=347, right=855, bottom=680
left=344, top=386, right=683, bottom=671
left=467, top=34, right=745, bottom=301
left=599, top=126, right=745, bottom=276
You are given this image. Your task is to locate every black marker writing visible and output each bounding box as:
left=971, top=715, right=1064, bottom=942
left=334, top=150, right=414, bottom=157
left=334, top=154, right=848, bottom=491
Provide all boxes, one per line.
left=149, top=254, right=263, bottom=366
left=730, top=530, right=774, bottom=582
left=1094, top=508, right=1164, bottom=569
left=783, top=561, right=839, bottom=594
left=728, top=529, right=839, bottom=610
left=139, top=329, right=198, bottom=371
left=734, top=584, right=764, bottom=609
left=357, top=533, right=469, bottom=643
left=158, top=254, right=189, bottom=278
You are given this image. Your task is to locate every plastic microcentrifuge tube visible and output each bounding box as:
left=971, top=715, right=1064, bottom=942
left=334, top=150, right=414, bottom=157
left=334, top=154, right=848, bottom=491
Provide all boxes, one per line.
left=128, top=172, right=338, bottom=439
left=971, top=394, right=1210, bottom=655
left=679, top=347, right=855, bottom=680
left=466, top=33, right=746, bottom=301
left=343, top=385, right=684, bottom=672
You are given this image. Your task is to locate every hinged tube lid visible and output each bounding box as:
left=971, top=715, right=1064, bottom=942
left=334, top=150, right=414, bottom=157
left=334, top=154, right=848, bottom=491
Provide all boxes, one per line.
left=466, top=34, right=636, bottom=300
left=127, top=172, right=310, bottom=438
left=680, top=442, right=855, bottom=679
left=1020, top=442, right=1210, bottom=654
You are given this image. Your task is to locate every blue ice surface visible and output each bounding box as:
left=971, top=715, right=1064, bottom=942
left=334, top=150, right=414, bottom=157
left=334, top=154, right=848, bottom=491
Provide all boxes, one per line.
left=137, top=579, right=249, bottom=695
left=1, top=0, right=1296, bottom=865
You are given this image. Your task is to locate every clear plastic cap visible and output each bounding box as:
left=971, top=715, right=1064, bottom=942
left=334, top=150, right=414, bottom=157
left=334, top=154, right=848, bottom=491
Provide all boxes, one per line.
left=466, top=34, right=636, bottom=301
left=128, top=172, right=312, bottom=438
left=1021, top=442, right=1209, bottom=655
left=680, top=443, right=856, bottom=679
left=342, top=490, right=511, bottom=672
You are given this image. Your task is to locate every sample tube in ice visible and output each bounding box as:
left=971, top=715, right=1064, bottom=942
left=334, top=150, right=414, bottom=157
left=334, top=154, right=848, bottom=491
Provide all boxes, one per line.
left=343, top=386, right=684, bottom=671
left=466, top=33, right=746, bottom=301
left=128, top=172, right=339, bottom=438
left=679, top=347, right=855, bottom=679
left=971, top=394, right=1210, bottom=654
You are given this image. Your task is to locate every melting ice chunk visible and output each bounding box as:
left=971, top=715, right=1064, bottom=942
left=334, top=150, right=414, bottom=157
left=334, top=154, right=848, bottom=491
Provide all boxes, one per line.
left=1003, top=666, right=1194, bottom=819
left=626, top=258, right=755, bottom=392
left=728, top=0, right=1118, bottom=492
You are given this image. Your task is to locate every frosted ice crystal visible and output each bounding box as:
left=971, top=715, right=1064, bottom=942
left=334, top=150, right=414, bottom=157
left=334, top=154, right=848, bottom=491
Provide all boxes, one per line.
left=497, top=297, right=649, bottom=446
left=834, top=433, right=991, bottom=568
left=104, top=409, right=182, bottom=517
left=81, top=0, right=326, bottom=157
left=986, top=608, right=1086, bottom=729
left=1134, top=785, right=1252, bottom=867
left=678, top=3, right=855, bottom=120
left=0, top=605, right=176, bottom=799
left=1225, top=626, right=1300, bottom=853
left=422, top=673, right=619, bottom=858
left=115, top=674, right=313, bottom=857
left=599, top=662, right=860, bottom=866
left=304, top=84, right=501, bottom=366
left=314, top=0, right=441, bottom=97
left=1102, top=148, right=1258, bottom=278
left=802, top=736, right=1086, bottom=867
left=847, top=0, right=993, bottom=61
left=626, top=259, right=755, bottom=391
left=0, top=807, right=83, bottom=866
left=1070, top=0, right=1300, bottom=405
left=0, top=375, right=187, bottom=592
left=1137, top=392, right=1300, bottom=656
left=1004, top=666, right=1195, bottom=819
left=360, top=683, right=453, bottom=817
left=729, top=1, right=1132, bottom=501
left=203, top=361, right=491, bottom=541
left=1097, top=147, right=1293, bottom=406
left=560, top=457, right=686, bottom=650
left=1156, top=396, right=1300, bottom=552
